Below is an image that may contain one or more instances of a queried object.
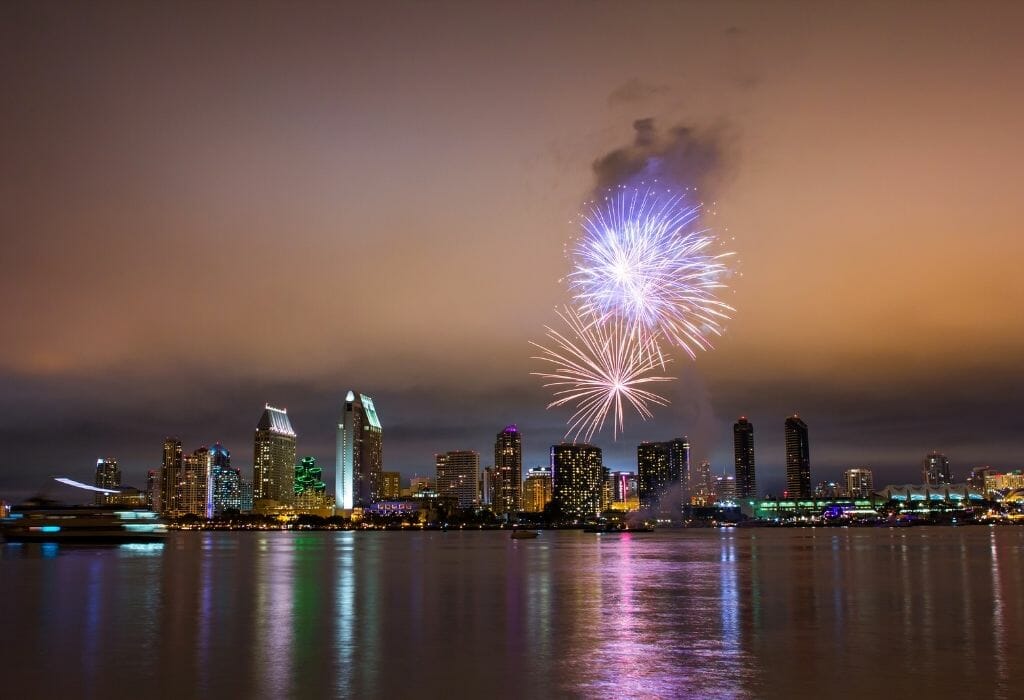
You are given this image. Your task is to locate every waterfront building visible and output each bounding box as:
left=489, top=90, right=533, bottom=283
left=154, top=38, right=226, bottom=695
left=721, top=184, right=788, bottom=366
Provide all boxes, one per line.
left=380, top=471, right=402, bottom=500
left=480, top=467, right=494, bottom=506
left=178, top=447, right=211, bottom=517
left=210, top=444, right=241, bottom=515
left=493, top=425, right=523, bottom=516
left=815, top=480, right=843, bottom=498
left=984, top=470, right=1024, bottom=494
left=551, top=443, right=604, bottom=520
left=967, top=466, right=992, bottom=491
left=784, top=415, right=811, bottom=499
left=692, top=460, right=715, bottom=505
left=435, top=450, right=480, bottom=509
left=410, top=475, right=434, bottom=494
left=922, top=452, right=951, bottom=485
left=253, top=405, right=297, bottom=511
left=239, top=477, right=254, bottom=512
left=844, top=467, right=874, bottom=498
left=145, top=469, right=159, bottom=509
left=336, top=391, right=383, bottom=510
left=637, top=437, right=690, bottom=516
left=293, top=456, right=333, bottom=516
left=733, top=417, right=757, bottom=498
left=94, top=458, right=120, bottom=505
left=160, top=437, right=183, bottom=514
left=522, top=465, right=553, bottom=513
left=714, top=473, right=737, bottom=503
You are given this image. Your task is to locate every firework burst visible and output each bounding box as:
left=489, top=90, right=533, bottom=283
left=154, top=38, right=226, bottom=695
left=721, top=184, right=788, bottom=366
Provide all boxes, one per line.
left=530, top=305, right=674, bottom=442
left=568, top=186, right=734, bottom=360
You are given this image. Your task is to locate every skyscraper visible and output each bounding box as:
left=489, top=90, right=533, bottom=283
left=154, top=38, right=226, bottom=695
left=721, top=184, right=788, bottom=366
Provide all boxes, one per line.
left=637, top=437, right=689, bottom=516
left=922, top=452, right=951, bottom=485
left=94, top=458, right=120, bottom=505
left=784, top=415, right=811, bottom=499
left=493, top=425, right=523, bottom=516
left=733, top=417, right=757, bottom=498
left=294, top=456, right=332, bottom=515
left=844, top=467, right=874, bottom=498
left=336, top=391, right=383, bottom=510
left=210, top=443, right=241, bottom=515
left=480, top=467, right=494, bottom=506
left=253, top=405, right=297, bottom=509
left=380, top=471, right=401, bottom=500
left=436, top=450, right=480, bottom=509
left=522, top=465, right=553, bottom=513
left=145, top=469, right=159, bottom=510
left=180, top=447, right=211, bottom=517
left=550, top=443, right=604, bottom=520
left=160, top=437, right=183, bottom=514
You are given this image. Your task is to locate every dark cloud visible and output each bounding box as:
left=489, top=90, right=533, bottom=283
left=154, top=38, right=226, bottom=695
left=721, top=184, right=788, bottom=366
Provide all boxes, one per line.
left=591, top=118, right=731, bottom=198
left=607, top=78, right=670, bottom=106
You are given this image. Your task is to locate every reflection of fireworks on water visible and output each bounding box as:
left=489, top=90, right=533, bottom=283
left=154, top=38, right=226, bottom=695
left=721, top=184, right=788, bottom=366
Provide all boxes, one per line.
left=569, top=186, right=734, bottom=360
left=530, top=305, right=674, bottom=442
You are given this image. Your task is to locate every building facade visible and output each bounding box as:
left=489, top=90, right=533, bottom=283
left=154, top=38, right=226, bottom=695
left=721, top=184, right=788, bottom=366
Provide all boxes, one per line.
left=253, top=405, right=297, bottom=509
left=922, top=452, right=951, bottom=485
left=179, top=447, right=211, bottom=518
left=493, top=425, right=523, bottom=516
left=522, top=465, right=553, bottom=513
left=733, top=417, right=757, bottom=498
left=210, top=444, right=241, bottom=515
left=380, top=471, right=401, bottom=500
left=159, top=437, right=183, bottom=514
left=784, top=415, right=811, bottom=499
left=637, top=437, right=690, bottom=516
left=336, top=391, right=383, bottom=510
left=551, top=443, right=604, bottom=520
left=436, top=450, right=480, bottom=509
left=94, top=458, right=120, bottom=505
left=844, top=467, right=874, bottom=498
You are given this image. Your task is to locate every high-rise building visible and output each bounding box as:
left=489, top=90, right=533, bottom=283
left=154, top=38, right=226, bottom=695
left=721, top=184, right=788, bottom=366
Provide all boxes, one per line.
left=692, top=460, right=715, bottom=505
left=714, top=473, right=737, bottom=502
left=380, top=471, right=402, bottom=500
left=784, top=415, right=811, bottom=499
left=733, top=417, right=757, bottom=498
left=522, top=466, right=553, bottom=513
left=160, top=437, right=183, bottom=514
left=294, top=456, right=332, bottom=515
left=239, top=478, right=254, bottom=512
left=145, top=469, right=159, bottom=510
left=922, top=452, right=951, bottom=486
left=179, top=447, right=211, bottom=518
left=336, top=391, right=383, bottom=510
left=480, top=467, right=494, bottom=506
left=253, top=405, right=297, bottom=509
left=210, top=444, right=240, bottom=515
left=844, top=467, right=874, bottom=498
left=436, top=451, right=480, bottom=509
left=94, top=458, right=120, bottom=505
left=967, top=466, right=992, bottom=491
left=410, top=475, right=434, bottom=494
left=551, top=443, right=604, bottom=520
left=637, top=437, right=689, bottom=516
left=493, top=425, right=523, bottom=516
left=609, top=470, right=637, bottom=502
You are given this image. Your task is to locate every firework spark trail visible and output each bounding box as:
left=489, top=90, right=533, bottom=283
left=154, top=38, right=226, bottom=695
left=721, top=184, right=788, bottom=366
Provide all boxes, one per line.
left=530, top=306, right=674, bottom=442
left=569, top=187, right=734, bottom=360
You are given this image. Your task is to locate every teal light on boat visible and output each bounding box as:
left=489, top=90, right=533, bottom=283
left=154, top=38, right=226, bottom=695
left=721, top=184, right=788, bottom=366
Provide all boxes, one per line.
left=29, top=525, right=61, bottom=533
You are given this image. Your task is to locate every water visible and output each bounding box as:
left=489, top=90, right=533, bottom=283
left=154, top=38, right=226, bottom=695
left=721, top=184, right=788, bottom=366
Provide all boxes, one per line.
left=2, top=528, right=1022, bottom=699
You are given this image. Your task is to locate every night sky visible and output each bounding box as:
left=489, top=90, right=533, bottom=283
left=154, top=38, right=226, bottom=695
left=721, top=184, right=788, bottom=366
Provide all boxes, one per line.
left=3, top=1, right=1022, bottom=501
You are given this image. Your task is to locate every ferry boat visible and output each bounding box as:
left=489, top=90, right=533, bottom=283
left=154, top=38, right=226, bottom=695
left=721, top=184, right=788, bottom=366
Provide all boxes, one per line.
left=1, top=500, right=168, bottom=543
left=510, top=529, right=540, bottom=539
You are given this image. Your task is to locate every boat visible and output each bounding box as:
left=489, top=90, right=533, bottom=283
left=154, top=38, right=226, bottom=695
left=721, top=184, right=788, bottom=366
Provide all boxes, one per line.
left=510, top=529, right=539, bottom=539
left=1, top=500, right=168, bottom=543
left=583, top=523, right=654, bottom=533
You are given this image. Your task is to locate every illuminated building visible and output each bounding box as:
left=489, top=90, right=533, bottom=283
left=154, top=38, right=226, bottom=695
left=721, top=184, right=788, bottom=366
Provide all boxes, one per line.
left=690, top=460, right=715, bottom=505
left=844, top=467, right=874, bottom=498
left=637, top=437, right=689, bottom=516
left=922, top=452, right=951, bottom=486
left=784, top=415, right=811, bottom=499
left=159, top=437, right=183, bottom=514
left=179, top=447, right=211, bottom=517
left=253, top=405, right=297, bottom=511
left=105, top=486, right=147, bottom=507
left=210, top=444, right=241, bottom=515
left=815, top=480, right=842, bottom=498
left=336, top=391, right=383, bottom=510
left=436, top=451, right=480, bottom=509
left=410, top=475, right=434, bottom=494
left=294, top=456, right=333, bottom=516
left=480, top=467, right=494, bottom=506
left=733, top=417, right=757, bottom=498
left=551, top=443, right=604, bottom=520
left=239, top=478, right=254, bottom=512
left=379, top=471, right=401, bottom=500
left=967, top=467, right=992, bottom=490
left=522, top=466, right=553, bottom=513
left=714, top=473, right=736, bottom=503
left=493, top=425, right=522, bottom=516
left=145, top=469, right=158, bottom=509
left=984, top=470, right=1024, bottom=493
left=94, top=458, right=120, bottom=505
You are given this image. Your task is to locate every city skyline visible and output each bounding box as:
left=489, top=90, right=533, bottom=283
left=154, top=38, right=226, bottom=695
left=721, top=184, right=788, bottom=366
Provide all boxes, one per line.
left=2, top=2, right=1023, bottom=500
